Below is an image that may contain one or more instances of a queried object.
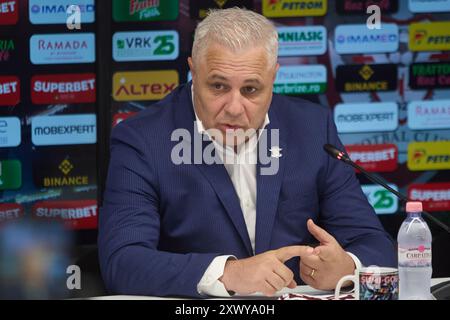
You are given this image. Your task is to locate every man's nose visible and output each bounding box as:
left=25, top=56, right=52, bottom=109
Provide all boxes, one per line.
left=224, top=90, right=245, bottom=118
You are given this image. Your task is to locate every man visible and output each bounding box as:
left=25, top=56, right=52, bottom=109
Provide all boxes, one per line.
left=99, top=8, right=396, bottom=298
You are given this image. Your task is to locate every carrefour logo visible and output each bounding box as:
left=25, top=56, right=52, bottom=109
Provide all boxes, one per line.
left=29, top=0, right=95, bottom=24
left=334, top=23, right=399, bottom=54
left=362, top=184, right=398, bottom=215
left=113, top=30, right=179, bottom=62
left=278, top=26, right=327, bottom=56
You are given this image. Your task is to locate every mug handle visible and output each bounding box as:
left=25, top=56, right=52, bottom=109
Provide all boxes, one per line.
left=335, top=275, right=357, bottom=300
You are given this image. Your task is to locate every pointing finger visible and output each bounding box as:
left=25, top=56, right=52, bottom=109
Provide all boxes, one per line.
left=275, top=245, right=314, bottom=263
left=307, top=219, right=335, bottom=245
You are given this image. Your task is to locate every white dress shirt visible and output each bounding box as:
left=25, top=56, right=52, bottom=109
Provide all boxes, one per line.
left=191, top=88, right=362, bottom=297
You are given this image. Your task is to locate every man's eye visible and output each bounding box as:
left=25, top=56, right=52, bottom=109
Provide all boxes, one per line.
left=212, top=83, right=224, bottom=90
left=242, top=87, right=257, bottom=94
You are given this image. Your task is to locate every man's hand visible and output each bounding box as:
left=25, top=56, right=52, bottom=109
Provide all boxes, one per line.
left=220, top=245, right=314, bottom=296
left=299, top=219, right=355, bottom=290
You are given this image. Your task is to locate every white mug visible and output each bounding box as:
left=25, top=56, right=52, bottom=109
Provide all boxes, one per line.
left=335, top=266, right=399, bottom=300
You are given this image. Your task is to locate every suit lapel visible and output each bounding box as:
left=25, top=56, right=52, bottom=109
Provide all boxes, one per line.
left=255, top=106, right=286, bottom=255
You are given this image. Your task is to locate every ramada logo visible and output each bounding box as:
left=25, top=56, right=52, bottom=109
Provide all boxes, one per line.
left=408, top=182, right=450, bottom=212
left=0, top=203, right=23, bottom=224
left=31, top=73, right=96, bottom=104
left=408, top=100, right=450, bottom=130
left=0, top=0, right=18, bottom=25
left=32, top=200, right=98, bottom=230
left=0, top=75, right=20, bottom=106
left=345, top=144, right=398, bottom=172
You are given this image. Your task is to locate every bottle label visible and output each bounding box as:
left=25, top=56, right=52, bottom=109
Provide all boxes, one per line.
left=398, top=246, right=432, bottom=267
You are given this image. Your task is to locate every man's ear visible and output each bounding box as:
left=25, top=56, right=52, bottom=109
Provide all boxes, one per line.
left=188, top=57, right=195, bottom=82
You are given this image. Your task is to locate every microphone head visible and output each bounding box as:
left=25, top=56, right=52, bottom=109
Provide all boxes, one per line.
left=323, top=144, right=351, bottom=163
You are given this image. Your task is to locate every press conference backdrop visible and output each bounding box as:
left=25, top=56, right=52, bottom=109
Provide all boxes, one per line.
left=1, top=0, right=450, bottom=275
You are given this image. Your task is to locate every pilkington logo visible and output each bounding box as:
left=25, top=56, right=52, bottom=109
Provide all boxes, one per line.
left=262, top=0, right=327, bottom=17
left=409, top=22, right=450, bottom=52
left=408, top=141, right=450, bottom=171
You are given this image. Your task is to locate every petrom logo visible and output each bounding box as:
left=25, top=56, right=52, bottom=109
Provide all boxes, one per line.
left=262, top=0, right=327, bottom=17
left=407, top=141, right=450, bottom=171
left=409, top=21, right=450, bottom=51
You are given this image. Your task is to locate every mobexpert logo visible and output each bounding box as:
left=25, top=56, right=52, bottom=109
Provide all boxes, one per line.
left=30, top=33, right=96, bottom=65
left=345, top=144, right=398, bottom=173
left=262, top=0, right=327, bottom=17
left=362, top=184, right=398, bottom=214
left=29, top=0, right=95, bottom=24
left=113, top=30, right=179, bottom=62
left=409, top=22, right=450, bottom=52
left=0, top=76, right=20, bottom=106
left=0, top=117, right=21, bottom=148
left=31, top=114, right=97, bottom=146
left=408, top=141, right=450, bottom=171
left=0, top=0, right=18, bottom=25
left=409, top=0, right=450, bottom=12
left=408, top=100, right=450, bottom=130
left=274, top=64, right=327, bottom=95
left=334, top=23, right=399, bottom=54
left=113, top=70, right=179, bottom=101
left=113, top=0, right=179, bottom=22
left=31, top=73, right=96, bottom=104
left=278, top=26, right=327, bottom=56
left=408, top=183, right=450, bottom=212
left=334, top=102, right=398, bottom=133
left=32, top=200, right=98, bottom=230
left=0, top=38, right=15, bottom=62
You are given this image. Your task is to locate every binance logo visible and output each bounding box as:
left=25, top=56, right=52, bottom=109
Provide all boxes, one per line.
left=59, top=159, right=74, bottom=175
left=214, top=0, right=228, bottom=8
left=359, top=65, right=374, bottom=81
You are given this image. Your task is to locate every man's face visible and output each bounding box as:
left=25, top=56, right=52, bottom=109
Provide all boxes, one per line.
left=188, top=44, right=278, bottom=146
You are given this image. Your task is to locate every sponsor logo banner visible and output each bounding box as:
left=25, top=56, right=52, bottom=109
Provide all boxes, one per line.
left=0, top=203, right=24, bottom=224
left=408, top=183, right=450, bottom=212
left=336, top=64, right=397, bottom=92
left=31, top=114, right=97, bottom=146
left=0, top=76, right=20, bottom=106
left=262, top=0, right=327, bottom=17
left=274, top=64, right=327, bottom=94
left=0, top=117, right=21, bottom=148
left=30, top=33, right=96, bottom=65
left=113, top=70, right=179, bottom=101
left=407, top=141, right=450, bottom=171
left=0, top=38, right=16, bottom=63
left=345, top=144, right=398, bottom=172
left=32, top=200, right=97, bottom=230
left=0, top=160, right=21, bottom=190
left=409, top=21, right=450, bottom=52
left=409, top=62, right=450, bottom=89
left=408, top=0, right=450, bottom=12
left=32, top=146, right=96, bottom=188
left=334, top=23, right=399, bottom=54
left=113, top=30, right=179, bottom=62
left=334, top=102, right=398, bottom=133
left=408, top=100, right=450, bottom=130
left=29, top=0, right=95, bottom=24
left=336, top=0, right=398, bottom=14
left=113, top=0, right=178, bottom=22
left=362, top=184, right=398, bottom=214
left=31, top=73, right=96, bottom=104
left=278, top=26, right=327, bottom=56
left=190, top=0, right=253, bottom=19
left=112, top=112, right=137, bottom=127
left=0, top=0, right=18, bottom=25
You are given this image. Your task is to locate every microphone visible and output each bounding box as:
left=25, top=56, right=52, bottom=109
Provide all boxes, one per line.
left=323, top=143, right=450, bottom=234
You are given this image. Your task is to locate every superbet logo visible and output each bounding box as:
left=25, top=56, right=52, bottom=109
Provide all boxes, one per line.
left=0, top=76, right=20, bottom=106
left=0, top=0, right=18, bottom=25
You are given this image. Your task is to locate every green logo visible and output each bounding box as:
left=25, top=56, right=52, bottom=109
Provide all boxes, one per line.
left=113, top=0, right=179, bottom=22
left=117, top=40, right=125, bottom=49
left=0, top=160, right=21, bottom=190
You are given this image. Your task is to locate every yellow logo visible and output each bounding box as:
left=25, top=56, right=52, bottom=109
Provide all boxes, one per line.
left=113, top=70, right=179, bottom=102
left=59, top=159, right=73, bottom=175
left=409, top=22, right=450, bottom=52
left=407, top=141, right=450, bottom=171
left=359, top=65, right=374, bottom=81
left=214, top=0, right=228, bottom=8
left=262, top=0, right=327, bottom=17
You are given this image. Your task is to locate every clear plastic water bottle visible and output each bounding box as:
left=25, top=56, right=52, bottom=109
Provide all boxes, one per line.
left=397, top=201, right=432, bottom=300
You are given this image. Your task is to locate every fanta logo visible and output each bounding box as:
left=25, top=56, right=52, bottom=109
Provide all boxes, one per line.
left=129, top=0, right=160, bottom=14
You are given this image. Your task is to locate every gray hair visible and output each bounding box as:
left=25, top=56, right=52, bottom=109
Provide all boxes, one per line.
left=191, top=7, right=278, bottom=68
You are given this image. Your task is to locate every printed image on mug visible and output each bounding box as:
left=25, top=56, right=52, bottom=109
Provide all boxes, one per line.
left=335, top=266, right=399, bottom=300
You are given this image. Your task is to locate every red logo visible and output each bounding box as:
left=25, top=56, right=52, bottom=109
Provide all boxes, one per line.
left=31, top=73, right=96, bottom=104
left=408, top=182, right=450, bottom=212
left=32, top=200, right=98, bottom=230
left=0, top=0, right=18, bottom=25
left=345, top=144, right=398, bottom=172
left=0, top=203, right=23, bottom=225
left=112, top=112, right=137, bottom=127
left=0, top=75, right=20, bottom=106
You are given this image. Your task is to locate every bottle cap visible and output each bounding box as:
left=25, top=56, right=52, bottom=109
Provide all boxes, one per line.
left=406, top=201, right=423, bottom=213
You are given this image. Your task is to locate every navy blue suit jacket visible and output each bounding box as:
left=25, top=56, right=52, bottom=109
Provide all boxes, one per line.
left=98, top=83, right=396, bottom=297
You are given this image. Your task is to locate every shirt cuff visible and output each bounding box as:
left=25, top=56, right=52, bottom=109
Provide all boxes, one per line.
left=197, top=255, right=237, bottom=297
left=346, top=251, right=363, bottom=270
